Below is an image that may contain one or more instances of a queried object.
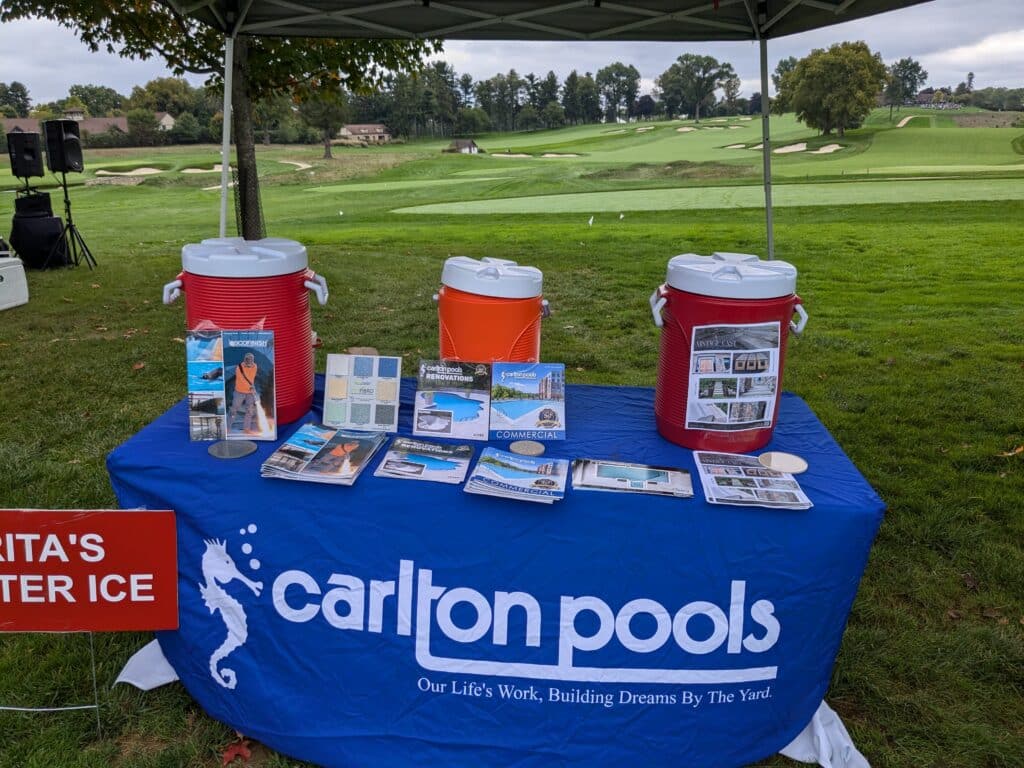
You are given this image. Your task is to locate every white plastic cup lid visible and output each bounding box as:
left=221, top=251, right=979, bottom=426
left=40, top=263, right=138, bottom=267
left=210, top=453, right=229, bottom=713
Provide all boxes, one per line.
left=665, top=252, right=797, bottom=299
left=182, top=237, right=308, bottom=278
left=441, top=256, right=543, bottom=299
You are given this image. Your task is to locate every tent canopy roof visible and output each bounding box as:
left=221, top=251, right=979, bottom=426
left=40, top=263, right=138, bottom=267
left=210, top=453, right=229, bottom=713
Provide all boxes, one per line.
left=163, top=0, right=933, bottom=42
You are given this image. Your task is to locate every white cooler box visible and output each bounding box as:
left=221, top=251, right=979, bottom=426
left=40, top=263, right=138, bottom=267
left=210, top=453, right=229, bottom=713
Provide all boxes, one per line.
left=0, top=257, right=30, bottom=311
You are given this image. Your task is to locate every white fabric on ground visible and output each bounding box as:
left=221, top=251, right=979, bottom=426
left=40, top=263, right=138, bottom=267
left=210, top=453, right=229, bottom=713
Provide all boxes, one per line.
left=780, top=701, right=871, bottom=767
left=114, top=639, right=179, bottom=690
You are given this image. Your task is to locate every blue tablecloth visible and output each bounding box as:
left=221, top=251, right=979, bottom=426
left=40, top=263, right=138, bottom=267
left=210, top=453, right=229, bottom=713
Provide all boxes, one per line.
left=107, top=381, right=883, bottom=768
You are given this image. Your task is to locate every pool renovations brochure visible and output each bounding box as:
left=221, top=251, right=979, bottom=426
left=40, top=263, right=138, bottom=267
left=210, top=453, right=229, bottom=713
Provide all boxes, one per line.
left=186, top=328, right=276, bottom=442
left=374, top=437, right=474, bottom=484
left=571, top=459, right=693, bottom=498
left=261, top=424, right=387, bottom=486
left=693, top=451, right=812, bottom=510
left=413, top=360, right=491, bottom=441
left=323, top=353, right=402, bottom=432
left=465, top=447, right=569, bottom=504
left=490, top=362, right=566, bottom=441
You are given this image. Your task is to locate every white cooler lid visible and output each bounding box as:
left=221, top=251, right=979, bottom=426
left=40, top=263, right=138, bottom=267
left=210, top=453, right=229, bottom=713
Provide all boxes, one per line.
left=666, top=252, right=797, bottom=299
left=182, top=237, right=308, bottom=278
left=442, top=256, right=542, bottom=299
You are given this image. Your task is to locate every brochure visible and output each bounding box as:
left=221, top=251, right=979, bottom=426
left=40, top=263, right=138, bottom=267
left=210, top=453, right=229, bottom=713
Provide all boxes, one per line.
left=323, top=353, right=402, bottom=432
left=187, top=328, right=276, bottom=442
left=373, top=437, right=474, bottom=484
left=413, top=360, right=491, bottom=441
left=571, top=459, right=693, bottom=498
left=693, top=451, right=812, bottom=509
left=464, top=447, right=569, bottom=504
left=490, top=362, right=566, bottom=441
left=685, top=322, right=780, bottom=433
left=261, top=424, right=387, bottom=486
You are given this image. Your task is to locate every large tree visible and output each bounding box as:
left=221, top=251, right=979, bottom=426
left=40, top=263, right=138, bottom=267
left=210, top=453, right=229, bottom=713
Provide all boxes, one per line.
left=656, top=54, right=736, bottom=122
left=883, top=57, right=928, bottom=119
left=1, top=1, right=437, bottom=239
left=69, top=84, right=124, bottom=116
left=595, top=62, right=641, bottom=122
left=778, top=41, right=887, bottom=137
left=298, top=86, right=349, bottom=159
left=770, top=56, right=798, bottom=113
left=0, top=81, right=32, bottom=117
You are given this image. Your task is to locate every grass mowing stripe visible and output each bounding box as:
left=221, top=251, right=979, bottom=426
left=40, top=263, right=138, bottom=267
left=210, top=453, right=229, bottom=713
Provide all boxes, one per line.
left=393, top=178, right=1024, bottom=214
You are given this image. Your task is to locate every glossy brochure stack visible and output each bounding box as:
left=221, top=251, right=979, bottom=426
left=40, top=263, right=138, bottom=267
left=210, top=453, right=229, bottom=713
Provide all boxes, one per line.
left=261, top=424, right=386, bottom=486
left=571, top=459, right=693, bottom=498
left=374, top=437, right=474, bottom=485
left=464, top=448, right=569, bottom=504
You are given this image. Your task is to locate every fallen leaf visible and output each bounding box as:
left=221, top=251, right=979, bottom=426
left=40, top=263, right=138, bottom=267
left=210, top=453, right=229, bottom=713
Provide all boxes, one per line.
left=961, top=572, right=979, bottom=591
left=981, top=607, right=1003, bottom=619
left=172, top=337, right=185, bottom=343
left=132, top=362, right=145, bottom=371
left=62, top=297, right=73, bottom=303
left=885, top=357, right=896, bottom=366
left=817, top=373, right=828, bottom=380
left=91, top=283, right=100, bottom=289
left=946, top=609, right=963, bottom=621
left=221, top=739, right=252, bottom=766
left=998, top=446, right=1023, bottom=457
left=998, top=618, right=1009, bottom=625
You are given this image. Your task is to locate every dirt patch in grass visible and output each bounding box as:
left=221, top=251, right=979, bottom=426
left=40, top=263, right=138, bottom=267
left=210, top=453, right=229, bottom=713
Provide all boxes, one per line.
left=583, top=160, right=751, bottom=181
left=953, top=112, right=1023, bottom=128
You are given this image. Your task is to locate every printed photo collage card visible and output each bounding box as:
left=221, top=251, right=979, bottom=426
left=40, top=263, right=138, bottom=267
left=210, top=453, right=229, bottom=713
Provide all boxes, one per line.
left=187, top=329, right=276, bottom=442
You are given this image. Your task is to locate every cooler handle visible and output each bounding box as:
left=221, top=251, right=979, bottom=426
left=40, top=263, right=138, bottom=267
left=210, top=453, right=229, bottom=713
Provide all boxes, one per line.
left=542, top=299, right=551, bottom=318
left=649, top=284, right=668, bottom=328
left=162, top=274, right=183, bottom=305
left=790, top=302, right=808, bottom=335
left=304, top=272, right=329, bottom=306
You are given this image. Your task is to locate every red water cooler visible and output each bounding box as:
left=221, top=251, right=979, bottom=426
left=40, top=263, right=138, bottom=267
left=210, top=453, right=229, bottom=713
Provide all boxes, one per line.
left=162, top=237, right=329, bottom=425
left=435, top=257, right=549, bottom=362
left=650, top=252, right=807, bottom=452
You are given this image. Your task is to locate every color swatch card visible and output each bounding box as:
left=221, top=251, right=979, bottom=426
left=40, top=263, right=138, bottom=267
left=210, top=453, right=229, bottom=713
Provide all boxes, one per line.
left=490, top=362, right=566, bottom=441
left=186, top=328, right=276, bottom=442
left=323, top=353, right=402, bottom=432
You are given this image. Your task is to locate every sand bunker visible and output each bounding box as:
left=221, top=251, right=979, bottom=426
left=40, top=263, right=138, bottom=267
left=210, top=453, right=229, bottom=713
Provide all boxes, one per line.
left=636, top=126, right=654, bottom=132
left=676, top=127, right=697, bottom=133
left=202, top=181, right=236, bottom=191
left=728, top=125, right=742, bottom=129
left=751, top=144, right=763, bottom=150
left=739, top=117, right=753, bottom=121
left=182, top=164, right=225, bottom=174
left=704, top=126, right=725, bottom=130
left=896, top=115, right=921, bottom=128
left=494, top=153, right=531, bottom=158
left=773, top=142, right=807, bottom=154
left=279, top=160, right=313, bottom=170
left=541, top=153, right=580, bottom=158
left=607, top=129, right=627, bottom=134
left=725, top=144, right=747, bottom=149
left=95, top=167, right=162, bottom=176
left=809, top=144, right=843, bottom=155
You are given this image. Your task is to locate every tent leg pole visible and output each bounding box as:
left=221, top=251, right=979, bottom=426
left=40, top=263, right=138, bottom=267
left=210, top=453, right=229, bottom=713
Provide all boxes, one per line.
left=219, top=34, right=235, bottom=238
left=759, top=36, right=775, bottom=260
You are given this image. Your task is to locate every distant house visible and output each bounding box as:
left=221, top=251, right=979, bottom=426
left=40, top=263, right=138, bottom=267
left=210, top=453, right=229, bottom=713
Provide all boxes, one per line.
left=155, top=112, right=176, bottom=131
left=1, top=118, right=41, bottom=134
left=914, top=88, right=935, bottom=105
left=79, top=117, right=129, bottom=135
left=445, top=138, right=484, bottom=155
left=339, top=123, right=391, bottom=143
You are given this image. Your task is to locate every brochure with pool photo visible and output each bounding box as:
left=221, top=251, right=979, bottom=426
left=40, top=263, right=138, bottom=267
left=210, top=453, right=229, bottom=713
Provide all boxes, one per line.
left=464, top=447, right=569, bottom=504
left=413, top=360, right=491, bottom=441
left=571, top=459, right=693, bottom=498
left=373, top=437, right=474, bottom=484
left=693, top=451, right=812, bottom=510
left=261, top=423, right=387, bottom=486
left=489, top=362, right=566, bottom=441
left=186, top=328, right=276, bottom=442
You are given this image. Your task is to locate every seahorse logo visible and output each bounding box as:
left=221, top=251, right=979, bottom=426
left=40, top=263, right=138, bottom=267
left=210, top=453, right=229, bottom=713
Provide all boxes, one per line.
left=199, top=539, right=263, bottom=689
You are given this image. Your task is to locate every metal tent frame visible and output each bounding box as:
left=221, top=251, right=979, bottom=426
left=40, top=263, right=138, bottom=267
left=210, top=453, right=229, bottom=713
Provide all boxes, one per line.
left=158, top=0, right=934, bottom=257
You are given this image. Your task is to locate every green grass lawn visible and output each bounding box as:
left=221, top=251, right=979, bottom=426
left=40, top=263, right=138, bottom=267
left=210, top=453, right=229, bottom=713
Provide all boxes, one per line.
left=1, top=111, right=1023, bottom=767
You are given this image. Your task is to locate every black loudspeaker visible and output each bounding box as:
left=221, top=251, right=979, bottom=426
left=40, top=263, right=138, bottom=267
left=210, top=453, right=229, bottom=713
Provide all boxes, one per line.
left=7, top=132, right=45, bottom=178
left=42, top=119, right=84, bottom=173
left=9, top=214, right=69, bottom=269
left=14, top=192, right=53, bottom=218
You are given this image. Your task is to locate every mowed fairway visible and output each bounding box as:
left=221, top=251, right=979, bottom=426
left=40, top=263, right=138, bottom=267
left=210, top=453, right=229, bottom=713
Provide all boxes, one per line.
left=1, top=108, right=1023, bottom=768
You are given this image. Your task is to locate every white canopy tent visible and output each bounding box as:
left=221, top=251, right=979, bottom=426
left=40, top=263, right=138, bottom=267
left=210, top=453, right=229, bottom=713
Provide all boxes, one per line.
left=156, top=0, right=934, bottom=252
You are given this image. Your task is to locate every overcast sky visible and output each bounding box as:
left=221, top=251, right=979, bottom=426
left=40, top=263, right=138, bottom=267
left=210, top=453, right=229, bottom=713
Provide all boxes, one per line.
left=0, top=0, right=1021, bottom=106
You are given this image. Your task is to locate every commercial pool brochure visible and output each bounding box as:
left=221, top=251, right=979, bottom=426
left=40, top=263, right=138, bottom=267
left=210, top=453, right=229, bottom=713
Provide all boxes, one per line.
left=413, top=361, right=491, bottom=441
left=572, top=459, right=693, bottom=498
left=374, top=437, right=474, bottom=484
left=186, top=329, right=276, bottom=442
left=686, top=322, right=781, bottom=433
left=323, top=353, right=402, bottom=432
left=465, top=448, right=569, bottom=504
left=489, top=363, right=566, bottom=441
left=261, top=424, right=387, bottom=486
left=693, top=451, right=812, bottom=510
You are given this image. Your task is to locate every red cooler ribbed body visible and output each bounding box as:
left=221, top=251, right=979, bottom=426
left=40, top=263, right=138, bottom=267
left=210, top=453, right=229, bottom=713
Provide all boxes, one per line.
left=437, top=257, right=546, bottom=363
left=164, top=238, right=328, bottom=426
left=651, top=252, right=806, bottom=453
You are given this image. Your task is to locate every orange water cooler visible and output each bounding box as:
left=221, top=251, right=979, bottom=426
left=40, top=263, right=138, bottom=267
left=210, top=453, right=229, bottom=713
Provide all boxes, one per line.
left=435, top=257, right=548, bottom=362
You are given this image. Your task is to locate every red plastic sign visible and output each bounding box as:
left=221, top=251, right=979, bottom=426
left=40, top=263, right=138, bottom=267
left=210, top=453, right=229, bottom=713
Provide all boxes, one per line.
left=0, top=509, right=178, bottom=632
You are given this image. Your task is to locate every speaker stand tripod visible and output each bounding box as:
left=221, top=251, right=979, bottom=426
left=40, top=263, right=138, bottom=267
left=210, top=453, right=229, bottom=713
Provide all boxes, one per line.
left=45, top=171, right=96, bottom=270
